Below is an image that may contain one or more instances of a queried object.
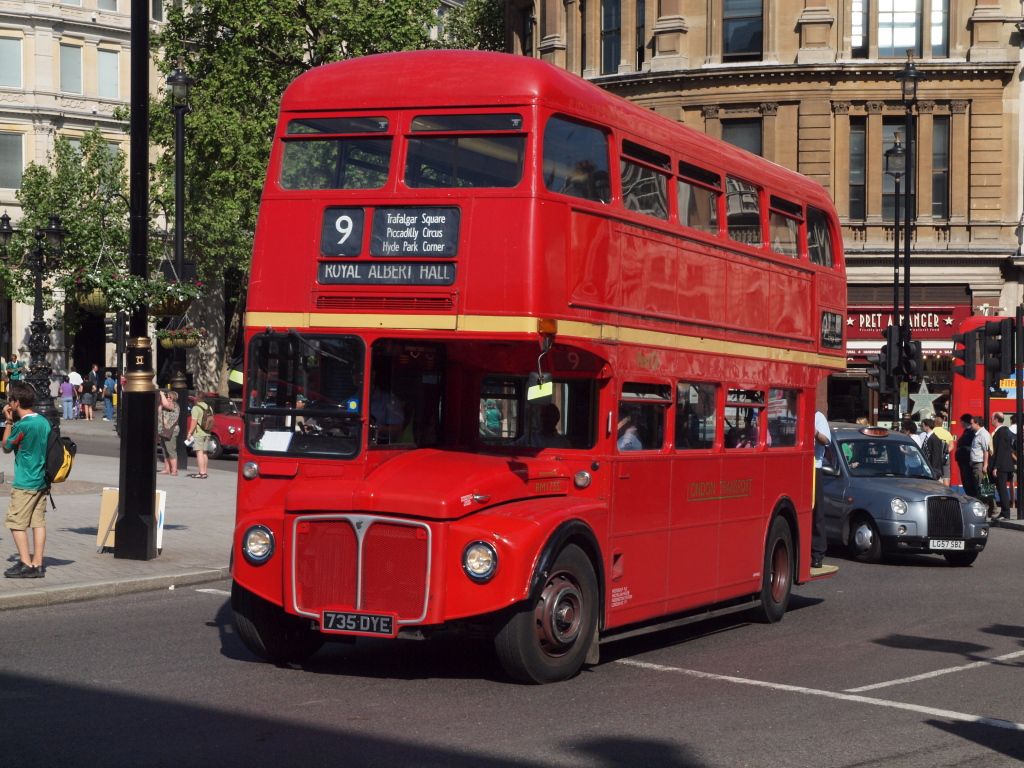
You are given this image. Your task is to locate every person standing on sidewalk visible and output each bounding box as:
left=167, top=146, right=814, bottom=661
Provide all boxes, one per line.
left=812, top=411, right=831, bottom=570
left=969, top=415, right=991, bottom=502
left=932, top=414, right=954, bottom=486
left=102, top=371, right=116, bottom=421
left=2, top=382, right=51, bottom=579
left=158, top=391, right=180, bottom=476
left=989, top=412, right=1015, bottom=520
left=187, top=392, right=212, bottom=479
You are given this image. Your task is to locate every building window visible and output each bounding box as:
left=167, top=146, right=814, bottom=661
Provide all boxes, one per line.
left=580, top=0, right=588, bottom=75
left=882, top=119, right=914, bottom=221
left=636, top=0, right=645, bottom=71
left=723, top=0, right=763, bottom=62
left=152, top=0, right=163, bottom=22
left=931, top=0, right=948, bottom=57
left=60, top=44, right=82, bottom=94
left=0, top=37, right=21, bottom=88
left=97, top=0, right=118, bottom=10
left=98, top=50, right=119, bottom=99
left=62, top=0, right=82, bottom=5
left=849, top=117, right=866, bottom=220
left=601, top=0, right=621, bottom=75
left=851, top=0, right=868, bottom=58
left=879, top=0, right=921, bottom=58
left=0, top=133, right=23, bottom=189
left=932, top=115, right=949, bottom=220
left=722, top=118, right=762, bottom=157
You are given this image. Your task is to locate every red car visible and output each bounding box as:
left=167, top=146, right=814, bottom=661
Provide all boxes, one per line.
left=187, top=394, right=243, bottom=460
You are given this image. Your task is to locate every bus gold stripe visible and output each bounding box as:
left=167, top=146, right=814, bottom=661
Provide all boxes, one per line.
left=245, top=312, right=845, bottom=369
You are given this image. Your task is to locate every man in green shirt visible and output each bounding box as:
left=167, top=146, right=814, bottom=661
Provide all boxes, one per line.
left=3, top=382, right=51, bottom=578
left=187, top=391, right=213, bottom=479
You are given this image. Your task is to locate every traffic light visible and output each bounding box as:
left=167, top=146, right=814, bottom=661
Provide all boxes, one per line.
left=951, top=328, right=978, bottom=380
left=981, top=318, right=1014, bottom=379
left=903, top=339, right=923, bottom=381
left=866, top=326, right=899, bottom=396
left=104, top=316, right=116, bottom=344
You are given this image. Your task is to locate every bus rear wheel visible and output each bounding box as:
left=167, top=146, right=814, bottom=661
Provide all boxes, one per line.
left=751, top=516, right=793, bottom=624
left=494, top=544, right=598, bottom=684
left=231, top=581, right=325, bottom=664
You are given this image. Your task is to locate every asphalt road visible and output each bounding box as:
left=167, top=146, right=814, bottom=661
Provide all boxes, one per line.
left=3, top=531, right=1023, bottom=767
left=70, top=426, right=238, bottom=474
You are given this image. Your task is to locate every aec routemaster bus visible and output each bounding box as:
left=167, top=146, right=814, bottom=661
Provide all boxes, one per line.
left=232, top=51, right=847, bottom=683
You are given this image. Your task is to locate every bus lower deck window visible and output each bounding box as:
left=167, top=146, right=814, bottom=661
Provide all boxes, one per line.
left=676, top=382, right=717, bottom=449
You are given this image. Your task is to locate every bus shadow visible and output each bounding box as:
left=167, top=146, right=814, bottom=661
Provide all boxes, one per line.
left=979, top=624, right=1024, bottom=642
left=926, top=720, right=1024, bottom=761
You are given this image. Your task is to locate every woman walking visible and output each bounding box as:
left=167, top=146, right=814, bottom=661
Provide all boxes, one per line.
left=79, top=378, right=96, bottom=420
left=59, top=376, right=75, bottom=420
left=158, top=391, right=180, bottom=476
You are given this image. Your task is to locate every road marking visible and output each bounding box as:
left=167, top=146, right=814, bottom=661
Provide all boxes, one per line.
left=617, top=659, right=1024, bottom=732
left=845, top=649, right=1024, bottom=693
left=195, top=588, right=231, bottom=596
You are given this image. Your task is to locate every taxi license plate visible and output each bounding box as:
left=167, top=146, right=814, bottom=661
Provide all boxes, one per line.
left=930, top=539, right=965, bottom=551
left=321, top=611, right=396, bottom=637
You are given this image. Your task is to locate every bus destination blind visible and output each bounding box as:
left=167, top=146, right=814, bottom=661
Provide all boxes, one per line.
left=318, top=261, right=456, bottom=286
left=370, top=207, right=460, bottom=257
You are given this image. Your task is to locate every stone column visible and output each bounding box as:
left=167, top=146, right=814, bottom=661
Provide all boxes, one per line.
left=703, top=104, right=721, bottom=141
left=583, top=0, right=601, bottom=77
left=968, top=0, right=1008, bottom=62
left=760, top=102, right=778, bottom=163
left=564, top=0, right=580, bottom=74
left=832, top=102, right=851, bottom=221
left=798, top=100, right=832, bottom=193
left=618, top=0, right=636, bottom=73
left=796, top=2, right=835, bottom=64
left=949, top=100, right=969, bottom=241
left=916, top=101, right=935, bottom=224
left=539, top=0, right=567, bottom=68
left=969, top=99, right=1004, bottom=242
left=650, top=0, right=688, bottom=71
left=866, top=101, right=884, bottom=225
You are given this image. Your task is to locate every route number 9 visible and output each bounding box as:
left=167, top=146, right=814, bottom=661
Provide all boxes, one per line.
left=320, top=207, right=363, bottom=257
left=335, top=215, right=353, bottom=244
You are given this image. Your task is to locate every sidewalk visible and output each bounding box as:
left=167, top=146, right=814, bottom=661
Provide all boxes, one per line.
left=0, top=416, right=235, bottom=610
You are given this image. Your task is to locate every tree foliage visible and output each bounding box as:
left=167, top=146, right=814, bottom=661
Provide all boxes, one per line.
left=442, top=0, right=506, bottom=51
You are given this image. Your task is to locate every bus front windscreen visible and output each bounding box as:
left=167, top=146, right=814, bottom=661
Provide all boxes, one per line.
left=246, top=333, right=365, bottom=458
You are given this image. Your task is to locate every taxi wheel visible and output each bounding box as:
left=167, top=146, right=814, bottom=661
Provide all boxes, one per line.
left=751, top=515, right=792, bottom=624
left=494, top=544, right=598, bottom=684
left=848, top=515, right=882, bottom=563
left=207, top=434, right=223, bottom=460
left=232, top=581, right=325, bottom=664
left=943, top=551, right=979, bottom=567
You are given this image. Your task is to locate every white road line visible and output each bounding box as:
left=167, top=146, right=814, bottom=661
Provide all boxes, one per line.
left=617, top=659, right=1024, bottom=732
left=195, top=588, right=231, bottom=595
left=845, top=649, right=1024, bottom=693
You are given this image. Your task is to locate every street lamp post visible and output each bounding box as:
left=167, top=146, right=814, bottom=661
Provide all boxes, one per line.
left=895, top=52, right=924, bottom=416
left=166, top=59, right=194, bottom=470
left=0, top=212, right=67, bottom=430
left=885, top=134, right=906, bottom=425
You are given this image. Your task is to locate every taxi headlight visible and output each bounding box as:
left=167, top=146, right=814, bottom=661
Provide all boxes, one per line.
left=228, top=425, right=237, bottom=434
left=971, top=501, right=986, bottom=518
left=891, top=498, right=908, bottom=516
left=242, top=525, right=274, bottom=565
left=463, top=541, right=498, bottom=581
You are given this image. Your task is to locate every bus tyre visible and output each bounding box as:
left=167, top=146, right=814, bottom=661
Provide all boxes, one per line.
left=231, top=581, right=325, bottom=664
left=494, top=544, right=598, bottom=684
left=848, top=515, right=882, bottom=563
left=943, top=551, right=979, bottom=567
left=752, top=516, right=793, bottom=624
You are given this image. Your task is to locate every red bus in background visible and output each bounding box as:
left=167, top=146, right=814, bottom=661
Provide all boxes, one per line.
left=231, top=51, right=847, bottom=683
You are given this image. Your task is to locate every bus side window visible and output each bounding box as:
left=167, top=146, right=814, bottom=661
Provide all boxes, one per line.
left=768, top=196, right=802, bottom=259
left=542, top=115, right=611, bottom=203
left=677, top=160, right=721, bottom=235
left=725, top=177, right=761, bottom=246
left=767, top=388, right=798, bottom=448
left=621, top=141, right=670, bottom=220
left=675, top=382, right=717, bottom=450
left=807, top=206, right=835, bottom=267
left=724, top=389, right=765, bottom=448
left=618, top=383, right=671, bottom=452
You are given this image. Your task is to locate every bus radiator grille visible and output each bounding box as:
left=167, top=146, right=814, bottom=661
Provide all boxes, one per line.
left=361, top=523, right=430, bottom=620
left=927, top=497, right=964, bottom=538
left=296, top=520, right=358, bottom=611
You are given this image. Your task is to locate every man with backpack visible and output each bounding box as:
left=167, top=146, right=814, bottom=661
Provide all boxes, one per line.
left=3, top=382, right=51, bottom=578
left=187, top=391, right=215, bottom=479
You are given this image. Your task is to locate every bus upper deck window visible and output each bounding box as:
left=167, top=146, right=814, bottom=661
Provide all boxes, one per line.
left=768, top=196, right=802, bottom=258
left=404, top=113, right=526, bottom=189
left=621, top=141, right=670, bottom=221
left=542, top=116, right=611, bottom=203
left=280, top=117, right=392, bottom=191
left=807, top=207, right=835, bottom=267
left=725, top=177, right=761, bottom=247
left=678, top=161, right=721, bottom=235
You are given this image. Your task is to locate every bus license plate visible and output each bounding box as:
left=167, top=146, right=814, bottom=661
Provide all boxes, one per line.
left=322, top=611, right=396, bottom=637
left=930, top=540, right=965, bottom=551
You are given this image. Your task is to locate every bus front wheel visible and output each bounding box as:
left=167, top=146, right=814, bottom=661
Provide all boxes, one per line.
left=752, top=516, right=793, bottom=624
left=494, top=544, right=598, bottom=684
left=231, top=581, right=325, bottom=664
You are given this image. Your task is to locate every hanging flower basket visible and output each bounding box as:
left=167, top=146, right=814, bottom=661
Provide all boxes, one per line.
left=159, top=337, right=175, bottom=350
left=155, top=326, right=207, bottom=349
left=173, top=337, right=200, bottom=348
left=75, top=287, right=109, bottom=316
left=150, top=296, right=193, bottom=317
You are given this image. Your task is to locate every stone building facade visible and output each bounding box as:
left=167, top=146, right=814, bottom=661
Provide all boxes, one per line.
left=506, top=0, right=1024, bottom=421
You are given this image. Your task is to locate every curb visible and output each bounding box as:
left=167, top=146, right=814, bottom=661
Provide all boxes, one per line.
left=993, top=518, right=1024, bottom=532
left=0, top=566, right=231, bottom=611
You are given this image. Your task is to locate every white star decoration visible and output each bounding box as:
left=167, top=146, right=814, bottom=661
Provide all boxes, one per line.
left=908, top=381, right=939, bottom=418
left=847, top=317, right=855, bottom=326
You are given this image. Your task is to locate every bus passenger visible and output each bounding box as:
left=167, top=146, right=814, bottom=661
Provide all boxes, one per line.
left=369, top=364, right=404, bottom=444
left=617, top=415, right=642, bottom=451
left=534, top=404, right=570, bottom=449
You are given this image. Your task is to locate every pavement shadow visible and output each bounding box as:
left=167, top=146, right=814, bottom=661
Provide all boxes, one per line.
left=40, top=557, right=75, bottom=569
left=60, top=526, right=99, bottom=536
left=926, top=719, right=1024, bottom=761
left=978, top=624, right=1024, bottom=643
left=0, top=668, right=712, bottom=768
left=871, top=633, right=992, bottom=661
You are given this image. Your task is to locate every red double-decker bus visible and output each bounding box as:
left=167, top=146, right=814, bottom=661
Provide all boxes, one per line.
left=231, top=51, right=847, bottom=683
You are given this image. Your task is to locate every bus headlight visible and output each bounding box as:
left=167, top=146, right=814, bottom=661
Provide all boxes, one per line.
left=971, top=501, right=986, bottom=518
left=242, top=462, right=259, bottom=480
left=574, top=471, right=592, bottom=489
left=242, top=525, right=275, bottom=565
left=463, top=541, right=498, bottom=582
left=891, top=498, right=908, bottom=515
